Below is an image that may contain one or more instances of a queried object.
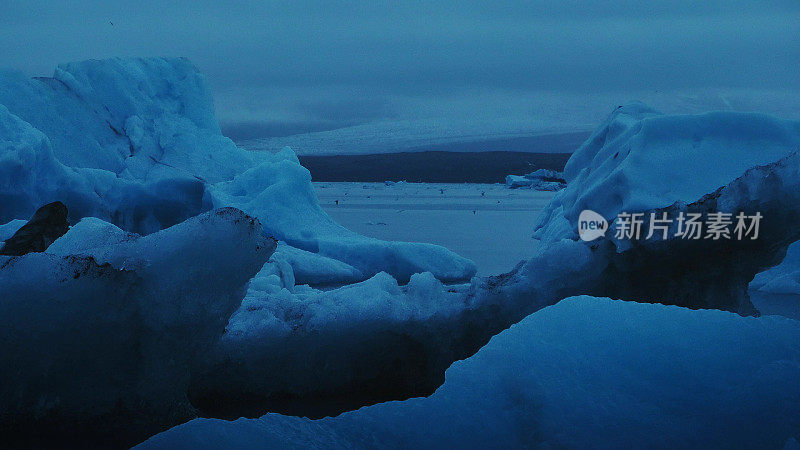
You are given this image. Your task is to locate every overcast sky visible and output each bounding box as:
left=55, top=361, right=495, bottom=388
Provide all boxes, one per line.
left=2, top=0, right=798, bottom=139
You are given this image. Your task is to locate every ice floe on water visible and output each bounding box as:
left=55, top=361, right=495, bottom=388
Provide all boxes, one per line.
left=505, top=168, right=566, bottom=191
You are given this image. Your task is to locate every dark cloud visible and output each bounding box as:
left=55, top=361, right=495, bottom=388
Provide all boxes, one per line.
left=1, top=0, right=798, bottom=138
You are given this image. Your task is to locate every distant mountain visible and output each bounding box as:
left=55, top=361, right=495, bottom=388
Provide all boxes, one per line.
left=237, top=118, right=594, bottom=156
left=232, top=89, right=800, bottom=156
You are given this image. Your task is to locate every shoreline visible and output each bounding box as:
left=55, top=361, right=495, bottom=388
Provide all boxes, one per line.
left=298, top=151, right=572, bottom=183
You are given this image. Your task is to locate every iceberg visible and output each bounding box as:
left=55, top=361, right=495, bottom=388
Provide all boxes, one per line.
left=534, top=103, right=800, bottom=246
left=207, top=151, right=476, bottom=283
left=0, top=208, right=275, bottom=448
left=529, top=103, right=800, bottom=314
left=0, top=57, right=474, bottom=445
left=504, top=168, right=566, bottom=190
left=140, top=297, right=800, bottom=449
left=0, top=57, right=476, bottom=282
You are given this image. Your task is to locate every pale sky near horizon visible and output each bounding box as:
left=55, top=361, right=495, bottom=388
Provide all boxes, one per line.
left=2, top=0, right=798, bottom=139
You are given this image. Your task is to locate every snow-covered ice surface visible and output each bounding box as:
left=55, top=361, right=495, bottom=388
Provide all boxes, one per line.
left=140, top=296, right=800, bottom=449
left=315, top=182, right=555, bottom=276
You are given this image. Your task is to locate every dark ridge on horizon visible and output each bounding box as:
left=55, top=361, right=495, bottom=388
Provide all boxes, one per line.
left=298, top=151, right=572, bottom=184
